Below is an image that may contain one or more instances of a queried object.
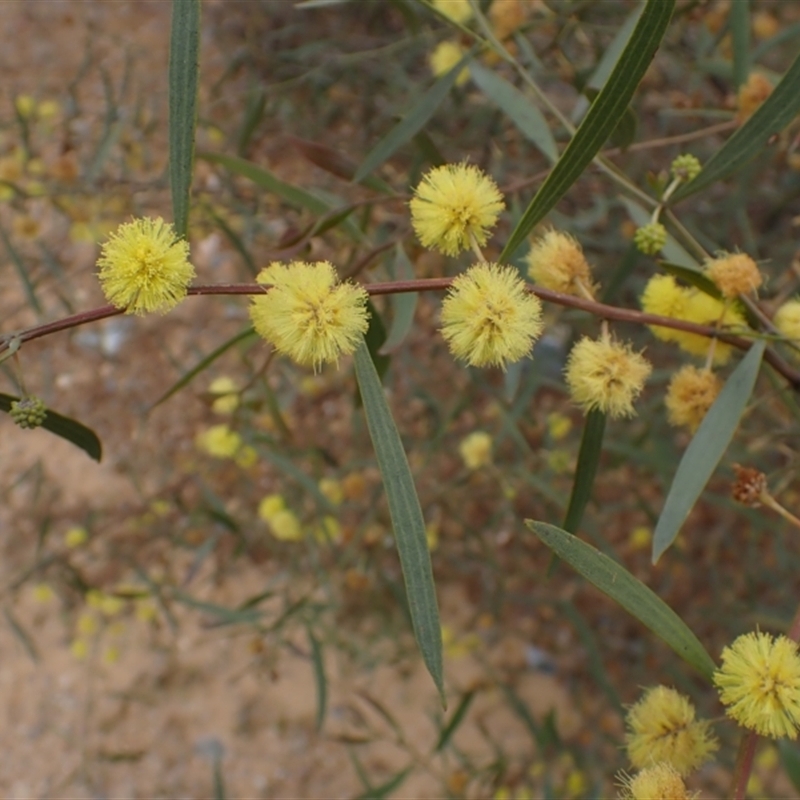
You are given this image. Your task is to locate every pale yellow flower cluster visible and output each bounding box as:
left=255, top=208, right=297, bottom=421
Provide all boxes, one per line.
left=641, top=273, right=747, bottom=366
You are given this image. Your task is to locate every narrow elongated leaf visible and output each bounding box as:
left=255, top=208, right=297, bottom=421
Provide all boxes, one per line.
left=570, top=3, right=645, bottom=123
left=199, top=152, right=329, bottom=215
left=168, top=0, right=200, bottom=238
left=0, top=222, right=42, bottom=314
left=779, top=740, right=800, bottom=794
left=354, top=767, right=412, bottom=800
left=307, top=626, right=327, bottom=732
left=499, top=0, right=674, bottom=262
left=150, top=327, right=255, bottom=409
left=729, top=0, right=751, bottom=89
left=380, top=244, right=418, bottom=354
left=469, top=61, right=558, bottom=163
left=652, top=340, right=766, bottom=563
left=353, top=341, right=444, bottom=701
left=0, top=393, right=102, bottom=461
left=528, top=521, right=716, bottom=680
left=672, top=49, right=800, bottom=202
left=435, top=690, right=476, bottom=752
left=563, top=409, right=606, bottom=533
left=353, top=53, right=470, bottom=184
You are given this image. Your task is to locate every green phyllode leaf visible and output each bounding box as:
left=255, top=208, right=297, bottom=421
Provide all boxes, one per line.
left=353, top=341, right=444, bottom=702
left=468, top=61, right=558, bottom=164
left=672, top=49, right=800, bottom=202
left=652, top=340, right=766, bottom=563
left=562, top=408, right=606, bottom=534
left=168, top=0, right=201, bottom=239
left=499, top=0, right=675, bottom=262
left=0, top=393, right=102, bottom=462
left=353, top=52, right=472, bottom=184
left=527, top=521, right=717, bottom=681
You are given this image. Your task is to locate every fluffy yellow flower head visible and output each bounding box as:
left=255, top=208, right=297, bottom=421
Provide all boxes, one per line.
left=431, top=0, right=472, bottom=24
left=665, top=365, right=722, bottom=433
left=430, top=41, right=469, bottom=85
left=459, top=431, right=493, bottom=470
left=268, top=509, right=303, bottom=542
left=714, top=631, right=800, bottom=739
left=410, top=163, right=505, bottom=257
left=625, top=686, right=719, bottom=776
left=705, top=252, right=763, bottom=298
left=526, top=230, right=597, bottom=298
left=440, top=262, right=543, bottom=369
left=489, top=0, right=527, bottom=40
left=641, top=275, right=746, bottom=364
left=775, top=299, right=800, bottom=355
left=676, top=291, right=746, bottom=365
left=737, top=72, right=773, bottom=123
left=641, top=274, right=690, bottom=342
left=617, top=763, right=694, bottom=800
left=250, top=261, right=369, bottom=370
left=564, top=334, right=651, bottom=418
left=195, top=424, right=242, bottom=459
left=97, top=217, right=195, bottom=315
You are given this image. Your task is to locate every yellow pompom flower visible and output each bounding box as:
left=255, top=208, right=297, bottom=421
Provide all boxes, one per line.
left=440, top=262, right=543, bottom=369
left=714, top=631, right=800, bottom=739
left=675, top=291, right=746, bottom=365
left=65, top=526, right=89, bottom=548
left=641, top=274, right=691, bottom=342
left=267, top=509, right=303, bottom=542
left=705, top=252, right=762, bottom=298
left=97, top=217, right=195, bottom=315
left=775, top=299, right=800, bottom=354
left=430, top=41, right=469, bottom=85
left=195, top=424, right=242, bottom=459
left=617, top=763, right=694, bottom=800
left=665, top=365, right=722, bottom=433
left=625, top=686, right=718, bottom=776
left=410, top=163, right=505, bottom=257
left=249, top=261, right=369, bottom=370
left=564, top=334, right=651, bottom=418
left=431, top=0, right=472, bottom=24
left=526, top=230, right=596, bottom=298
left=459, top=431, right=493, bottom=470
left=643, top=275, right=747, bottom=364
left=258, top=493, right=286, bottom=522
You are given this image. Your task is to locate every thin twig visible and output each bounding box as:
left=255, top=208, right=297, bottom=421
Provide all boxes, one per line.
left=3, top=279, right=800, bottom=389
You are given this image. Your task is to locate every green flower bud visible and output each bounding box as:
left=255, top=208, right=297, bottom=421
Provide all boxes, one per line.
left=10, top=396, right=47, bottom=429
left=671, top=154, right=702, bottom=182
left=633, top=222, right=667, bottom=256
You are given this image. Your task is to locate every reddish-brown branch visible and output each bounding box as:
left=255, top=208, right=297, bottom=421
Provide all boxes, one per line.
left=3, top=279, right=800, bottom=389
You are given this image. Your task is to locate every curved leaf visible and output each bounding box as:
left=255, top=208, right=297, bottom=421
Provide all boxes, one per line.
left=499, top=0, right=675, bottom=262
left=563, top=409, right=606, bottom=533
left=672, top=49, right=800, bottom=202
left=652, top=340, right=766, bottom=563
left=168, top=0, right=200, bottom=238
left=353, top=341, right=444, bottom=702
left=353, top=52, right=471, bottom=184
left=527, top=521, right=716, bottom=681
left=469, top=61, right=558, bottom=164
left=380, top=244, right=419, bottom=354
left=150, top=326, right=255, bottom=410
left=0, top=393, right=102, bottom=462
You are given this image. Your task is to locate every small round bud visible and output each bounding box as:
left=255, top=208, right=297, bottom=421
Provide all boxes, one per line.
left=633, top=222, right=667, bottom=255
left=10, top=396, right=47, bottom=429
left=670, top=154, right=701, bottom=182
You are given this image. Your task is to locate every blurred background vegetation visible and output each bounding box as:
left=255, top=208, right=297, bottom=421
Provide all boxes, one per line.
left=0, top=1, right=799, bottom=797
